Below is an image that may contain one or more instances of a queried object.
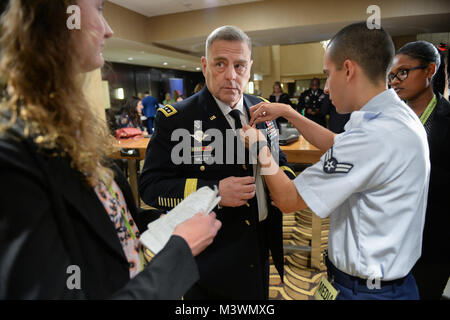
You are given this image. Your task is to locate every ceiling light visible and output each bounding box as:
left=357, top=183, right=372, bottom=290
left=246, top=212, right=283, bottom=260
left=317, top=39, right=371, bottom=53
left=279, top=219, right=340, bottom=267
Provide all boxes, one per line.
left=115, top=88, right=125, bottom=100
left=196, top=67, right=201, bottom=71
left=127, top=57, right=134, bottom=61
left=163, top=62, right=168, bottom=66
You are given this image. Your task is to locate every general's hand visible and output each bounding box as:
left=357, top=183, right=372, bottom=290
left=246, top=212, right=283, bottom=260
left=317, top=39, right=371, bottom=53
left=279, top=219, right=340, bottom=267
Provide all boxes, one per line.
left=249, top=102, right=292, bottom=126
left=173, top=211, right=222, bottom=256
left=218, top=176, right=256, bottom=207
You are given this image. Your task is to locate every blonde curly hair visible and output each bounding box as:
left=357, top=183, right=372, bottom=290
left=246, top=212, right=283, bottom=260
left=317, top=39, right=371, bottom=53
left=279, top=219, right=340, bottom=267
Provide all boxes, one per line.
left=0, top=0, right=114, bottom=185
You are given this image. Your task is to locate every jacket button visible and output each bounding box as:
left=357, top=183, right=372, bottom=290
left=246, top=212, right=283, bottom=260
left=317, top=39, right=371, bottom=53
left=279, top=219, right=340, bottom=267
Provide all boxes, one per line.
left=245, top=220, right=251, bottom=226
left=200, top=165, right=205, bottom=172
left=242, top=165, right=247, bottom=170
left=250, top=264, right=255, bottom=268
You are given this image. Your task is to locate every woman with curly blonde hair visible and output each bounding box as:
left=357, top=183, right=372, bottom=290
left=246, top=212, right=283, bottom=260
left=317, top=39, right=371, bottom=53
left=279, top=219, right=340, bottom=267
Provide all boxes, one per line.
left=0, top=0, right=220, bottom=299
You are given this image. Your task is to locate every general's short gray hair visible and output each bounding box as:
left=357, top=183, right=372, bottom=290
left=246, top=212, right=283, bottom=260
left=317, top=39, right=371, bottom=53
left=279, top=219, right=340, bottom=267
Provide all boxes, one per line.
left=205, top=26, right=252, bottom=58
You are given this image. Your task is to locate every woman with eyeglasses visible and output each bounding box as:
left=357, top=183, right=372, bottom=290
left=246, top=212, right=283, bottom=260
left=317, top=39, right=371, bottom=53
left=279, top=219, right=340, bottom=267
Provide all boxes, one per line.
left=390, top=40, right=450, bottom=300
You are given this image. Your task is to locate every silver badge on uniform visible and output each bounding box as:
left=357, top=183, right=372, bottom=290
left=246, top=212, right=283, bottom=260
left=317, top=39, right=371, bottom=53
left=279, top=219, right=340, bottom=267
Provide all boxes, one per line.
left=323, top=147, right=353, bottom=174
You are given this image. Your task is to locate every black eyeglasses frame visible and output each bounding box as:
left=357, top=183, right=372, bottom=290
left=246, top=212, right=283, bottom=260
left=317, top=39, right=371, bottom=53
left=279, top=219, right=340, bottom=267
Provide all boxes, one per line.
left=388, top=65, right=429, bottom=83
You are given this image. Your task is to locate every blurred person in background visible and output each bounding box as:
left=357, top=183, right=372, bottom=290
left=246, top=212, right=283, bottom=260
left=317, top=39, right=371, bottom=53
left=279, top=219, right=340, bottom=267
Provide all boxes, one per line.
left=173, top=89, right=183, bottom=102
left=269, top=81, right=293, bottom=127
left=162, top=92, right=172, bottom=105
left=118, top=98, right=147, bottom=133
left=141, top=93, right=159, bottom=134
left=320, top=94, right=350, bottom=134
left=297, top=78, right=327, bottom=127
left=269, top=81, right=291, bottom=105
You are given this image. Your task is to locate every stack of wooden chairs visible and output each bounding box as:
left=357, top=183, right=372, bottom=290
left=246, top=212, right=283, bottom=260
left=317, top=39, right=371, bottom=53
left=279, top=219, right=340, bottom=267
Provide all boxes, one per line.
left=269, top=208, right=330, bottom=300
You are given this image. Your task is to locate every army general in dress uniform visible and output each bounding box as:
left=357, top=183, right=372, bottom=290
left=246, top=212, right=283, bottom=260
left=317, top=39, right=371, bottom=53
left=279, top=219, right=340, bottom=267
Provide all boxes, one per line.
left=138, top=26, right=295, bottom=300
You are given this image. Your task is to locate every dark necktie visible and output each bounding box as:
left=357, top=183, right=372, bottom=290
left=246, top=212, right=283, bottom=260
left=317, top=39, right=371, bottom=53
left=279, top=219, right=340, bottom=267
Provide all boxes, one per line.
left=229, top=109, right=242, bottom=129
left=228, top=108, right=249, bottom=167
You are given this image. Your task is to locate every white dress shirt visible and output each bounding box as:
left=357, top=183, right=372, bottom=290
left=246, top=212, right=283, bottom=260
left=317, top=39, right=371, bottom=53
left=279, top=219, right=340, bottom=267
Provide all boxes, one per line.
left=213, top=96, right=269, bottom=221
left=294, top=89, right=430, bottom=281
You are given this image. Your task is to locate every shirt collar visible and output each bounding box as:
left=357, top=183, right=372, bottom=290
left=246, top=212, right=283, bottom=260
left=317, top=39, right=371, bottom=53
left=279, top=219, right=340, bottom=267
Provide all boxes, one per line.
left=343, top=89, right=398, bottom=132
left=213, top=95, right=245, bottom=117
left=360, top=88, right=400, bottom=113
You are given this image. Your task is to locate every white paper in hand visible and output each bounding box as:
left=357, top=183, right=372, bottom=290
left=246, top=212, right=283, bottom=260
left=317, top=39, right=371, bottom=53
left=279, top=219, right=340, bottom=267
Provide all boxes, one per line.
left=140, top=186, right=221, bottom=255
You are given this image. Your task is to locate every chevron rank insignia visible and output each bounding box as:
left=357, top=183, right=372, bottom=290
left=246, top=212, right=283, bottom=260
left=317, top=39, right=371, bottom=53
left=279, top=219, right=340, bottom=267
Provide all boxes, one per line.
left=158, top=104, right=178, bottom=118
left=323, top=147, right=353, bottom=174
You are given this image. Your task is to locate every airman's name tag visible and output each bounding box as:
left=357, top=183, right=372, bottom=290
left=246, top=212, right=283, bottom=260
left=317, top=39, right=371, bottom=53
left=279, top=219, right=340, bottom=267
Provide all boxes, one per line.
left=314, top=276, right=339, bottom=300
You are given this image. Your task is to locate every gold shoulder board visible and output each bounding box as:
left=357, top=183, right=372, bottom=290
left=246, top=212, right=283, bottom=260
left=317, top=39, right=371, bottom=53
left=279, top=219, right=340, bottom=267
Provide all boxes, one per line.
left=257, top=96, right=270, bottom=103
left=158, top=104, right=178, bottom=118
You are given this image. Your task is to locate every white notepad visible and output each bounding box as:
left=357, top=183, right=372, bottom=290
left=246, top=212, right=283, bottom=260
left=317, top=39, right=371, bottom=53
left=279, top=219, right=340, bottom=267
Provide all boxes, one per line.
left=140, top=186, right=221, bottom=255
